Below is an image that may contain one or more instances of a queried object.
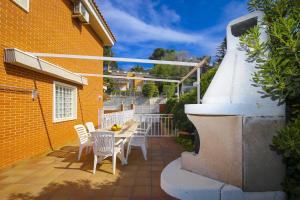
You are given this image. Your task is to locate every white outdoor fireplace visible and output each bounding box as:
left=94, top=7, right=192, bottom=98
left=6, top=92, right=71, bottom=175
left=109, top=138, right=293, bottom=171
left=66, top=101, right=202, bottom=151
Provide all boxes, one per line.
left=161, top=11, right=286, bottom=200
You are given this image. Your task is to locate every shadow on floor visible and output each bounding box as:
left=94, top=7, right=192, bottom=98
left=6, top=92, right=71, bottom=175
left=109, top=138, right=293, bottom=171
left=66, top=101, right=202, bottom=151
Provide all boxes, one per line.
left=2, top=138, right=181, bottom=200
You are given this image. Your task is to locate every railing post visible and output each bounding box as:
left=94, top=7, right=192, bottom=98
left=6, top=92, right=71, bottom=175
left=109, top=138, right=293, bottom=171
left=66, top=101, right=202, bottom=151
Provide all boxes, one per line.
left=131, top=100, right=135, bottom=111
left=120, top=101, right=124, bottom=111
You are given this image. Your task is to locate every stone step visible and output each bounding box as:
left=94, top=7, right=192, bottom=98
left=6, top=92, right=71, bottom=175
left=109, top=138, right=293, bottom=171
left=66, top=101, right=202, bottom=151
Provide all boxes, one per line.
left=161, top=158, right=285, bottom=200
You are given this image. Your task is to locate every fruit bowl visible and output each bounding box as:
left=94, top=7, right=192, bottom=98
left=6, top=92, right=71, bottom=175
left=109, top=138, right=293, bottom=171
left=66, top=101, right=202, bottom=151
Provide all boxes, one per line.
left=111, top=124, right=122, bottom=131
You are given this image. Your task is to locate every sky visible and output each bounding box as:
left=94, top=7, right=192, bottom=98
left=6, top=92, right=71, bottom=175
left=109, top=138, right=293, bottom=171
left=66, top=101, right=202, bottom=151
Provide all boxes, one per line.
left=96, top=0, right=249, bottom=70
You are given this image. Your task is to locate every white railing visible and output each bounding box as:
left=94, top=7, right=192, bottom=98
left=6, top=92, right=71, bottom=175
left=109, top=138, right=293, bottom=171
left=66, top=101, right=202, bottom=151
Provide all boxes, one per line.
left=98, top=109, right=176, bottom=137
left=134, top=114, right=176, bottom=137
left=135, top=104, right=160, bottom=114
left=103, top=105, right=120, bottom=110
left=100, top=109, right=134, bottom=129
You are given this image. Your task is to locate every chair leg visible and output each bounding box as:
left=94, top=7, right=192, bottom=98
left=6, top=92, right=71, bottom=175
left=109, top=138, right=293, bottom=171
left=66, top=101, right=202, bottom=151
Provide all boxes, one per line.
left=78, top=146, right=83, bottom=161
left=93, top=155, right=98, bottom=174
left=145, top=138, right=148, bottom=149
left=126, top=145, right=131, bottom=164
left=117, top=151, right=125, bottom=165
left=112, top=154, right=117, bottom=175
left=141, top=144, right=147, bottom=160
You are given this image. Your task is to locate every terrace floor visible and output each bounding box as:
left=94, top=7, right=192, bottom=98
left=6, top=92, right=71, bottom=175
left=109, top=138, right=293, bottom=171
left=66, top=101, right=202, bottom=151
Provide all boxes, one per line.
left=0, top=138, right=183, bottom=200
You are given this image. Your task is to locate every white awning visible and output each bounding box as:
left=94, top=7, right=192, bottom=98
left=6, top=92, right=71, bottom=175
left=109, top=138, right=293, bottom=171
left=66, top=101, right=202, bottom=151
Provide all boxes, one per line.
left=4, top=48, right=88, bottom=85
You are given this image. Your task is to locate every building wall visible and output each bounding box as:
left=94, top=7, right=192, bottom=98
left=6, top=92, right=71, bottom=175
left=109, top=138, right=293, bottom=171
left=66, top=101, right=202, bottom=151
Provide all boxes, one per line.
left=0, top=0, right=105, bottom=169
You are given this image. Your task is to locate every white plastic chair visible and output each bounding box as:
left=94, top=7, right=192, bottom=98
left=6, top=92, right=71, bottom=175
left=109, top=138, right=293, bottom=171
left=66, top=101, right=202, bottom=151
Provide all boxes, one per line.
left=92, top=132, right=125, bottom=174
left=126, top=124, right=150, bottom=162
left=74, top=125, right=93, bottom=161
left=85, top=122, right=96, bottom=133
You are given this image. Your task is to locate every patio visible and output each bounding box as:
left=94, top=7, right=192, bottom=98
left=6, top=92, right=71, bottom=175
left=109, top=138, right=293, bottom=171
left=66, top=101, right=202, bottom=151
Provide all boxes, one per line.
left=0, top=137, right=182, bottom=200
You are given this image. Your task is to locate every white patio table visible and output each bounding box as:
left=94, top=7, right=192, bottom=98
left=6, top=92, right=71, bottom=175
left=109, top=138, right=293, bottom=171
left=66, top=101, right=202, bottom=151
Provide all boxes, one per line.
left=90, top=120, right=139, bottom=164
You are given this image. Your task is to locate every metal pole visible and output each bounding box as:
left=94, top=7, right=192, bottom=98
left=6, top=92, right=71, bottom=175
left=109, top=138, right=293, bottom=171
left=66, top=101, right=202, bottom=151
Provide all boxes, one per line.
left=197, top=68, right=201, bottom=104
left=177, top=85, right=180, bottom=100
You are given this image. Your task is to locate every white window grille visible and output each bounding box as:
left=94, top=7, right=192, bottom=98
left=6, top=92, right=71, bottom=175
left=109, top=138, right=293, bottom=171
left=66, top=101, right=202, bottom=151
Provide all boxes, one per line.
left=12, top=0, right=30, bottom=12
left=53, top=81, right=77, bottom=122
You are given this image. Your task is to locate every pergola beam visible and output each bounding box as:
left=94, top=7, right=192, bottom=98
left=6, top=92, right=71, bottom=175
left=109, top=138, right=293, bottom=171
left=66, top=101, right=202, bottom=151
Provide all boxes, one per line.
left=27, top=52, right=199, bottom=67
left=178, top=57, right=208, bottom=84
left=76, top=73, right=180, bottom=83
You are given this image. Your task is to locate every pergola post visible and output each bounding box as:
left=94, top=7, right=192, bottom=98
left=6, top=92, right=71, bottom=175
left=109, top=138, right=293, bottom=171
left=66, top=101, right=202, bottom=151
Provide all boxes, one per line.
left=197, top=68, right=201, bottom=104
left=177, top=85, right=180, bottom=100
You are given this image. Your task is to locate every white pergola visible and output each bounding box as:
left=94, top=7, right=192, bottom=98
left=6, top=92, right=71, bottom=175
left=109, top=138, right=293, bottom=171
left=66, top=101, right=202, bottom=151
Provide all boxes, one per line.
left=27, top=52, right=208, bottom=103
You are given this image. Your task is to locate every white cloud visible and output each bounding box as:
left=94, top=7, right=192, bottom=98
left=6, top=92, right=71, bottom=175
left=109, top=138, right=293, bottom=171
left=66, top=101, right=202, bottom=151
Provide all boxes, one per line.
left=98, top=1, right=219, bottom=53
left=97, top=0, right=248, bottom=57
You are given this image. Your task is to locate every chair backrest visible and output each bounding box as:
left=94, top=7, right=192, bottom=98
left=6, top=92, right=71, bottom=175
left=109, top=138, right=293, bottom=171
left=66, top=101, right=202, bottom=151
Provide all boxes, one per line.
left=145, top=125, right=151, bottom=135
left=74, top=124, right=89, bottom=145
left=93, top=132, right=115, bottom=156
left=136, top=123, right=151, bottom=136
left=85, top=122, right=96, bottom=132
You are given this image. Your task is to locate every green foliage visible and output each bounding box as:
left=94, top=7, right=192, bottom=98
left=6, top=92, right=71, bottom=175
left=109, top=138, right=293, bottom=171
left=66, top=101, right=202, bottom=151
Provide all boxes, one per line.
left=142, top=83, right=159, bottom=98
left=165, top=67, right=217, bottom=132
left=164, top=98, right=177, bottom=114
left=166, top=89, right=197, bottom=132
left=130, top=65, right=145, bottom=72
left=103, top=47, right=118, bottom=70
left=200, top=67, right=218, bottom=98
left=149, top=48, right=204, bottom=79
left=162, top=84, right=176, bottom=98
left=175, top=135, right=195, bottom=152
left=272, top=119, right=300, bottom=199
left=240, top=0, right=300, bottom=116
left=149, top=48, right=175, bottom=60
left=241, top=0, right=300, bottom=198
left=104, top=77, right=117, bottom=94
left=215, top=37, right=227, bottom=64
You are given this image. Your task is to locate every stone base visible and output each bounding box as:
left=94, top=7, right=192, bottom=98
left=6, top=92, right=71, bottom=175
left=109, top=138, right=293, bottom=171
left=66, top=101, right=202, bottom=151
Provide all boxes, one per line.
left=161, top=158, right=286, bottom=200
left=182, top=115, right=285, bottom=191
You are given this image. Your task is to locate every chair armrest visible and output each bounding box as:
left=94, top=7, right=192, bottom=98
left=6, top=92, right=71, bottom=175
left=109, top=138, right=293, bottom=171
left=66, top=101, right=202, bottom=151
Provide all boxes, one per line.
left=115, top=138, right=124, bottom=146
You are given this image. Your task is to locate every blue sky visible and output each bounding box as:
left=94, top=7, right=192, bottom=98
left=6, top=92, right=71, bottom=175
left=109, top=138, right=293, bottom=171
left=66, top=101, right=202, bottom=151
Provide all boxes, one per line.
left=97, top=0, right=249, bottom=70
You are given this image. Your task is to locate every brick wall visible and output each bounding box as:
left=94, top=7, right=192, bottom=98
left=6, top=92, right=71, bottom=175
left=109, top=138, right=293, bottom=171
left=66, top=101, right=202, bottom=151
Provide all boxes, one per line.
left=0, top=0, right=106, bottom=169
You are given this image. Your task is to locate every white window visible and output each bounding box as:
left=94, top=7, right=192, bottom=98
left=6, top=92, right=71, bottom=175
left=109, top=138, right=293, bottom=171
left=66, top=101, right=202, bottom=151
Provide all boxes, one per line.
left=53, top=82, right=77, bottom=123
left=12, top=0, right=30, bottom=12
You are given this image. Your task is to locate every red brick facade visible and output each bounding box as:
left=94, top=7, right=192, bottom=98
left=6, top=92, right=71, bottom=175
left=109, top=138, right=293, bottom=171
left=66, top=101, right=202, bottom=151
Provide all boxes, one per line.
left=0, top=0, right=109, bottom=169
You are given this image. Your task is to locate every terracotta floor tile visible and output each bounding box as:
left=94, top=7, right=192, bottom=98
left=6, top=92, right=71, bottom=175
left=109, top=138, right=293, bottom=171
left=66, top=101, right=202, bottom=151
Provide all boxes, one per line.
left=151, top=176, right=161, bottom=186
left=0, top=138, right=183, bottom=200
left=135, top=177, right=151, bottom=186
left=117, top=177, right=136, bottom=186
left=132, top=185, right=151, bottom=198
left=112, top=186, right=132, bottom=197
left=136, top=170, right=151, bottom=178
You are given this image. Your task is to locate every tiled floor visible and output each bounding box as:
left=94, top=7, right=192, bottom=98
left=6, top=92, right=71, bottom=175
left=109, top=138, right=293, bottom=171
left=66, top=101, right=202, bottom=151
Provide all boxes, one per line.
left=0, top=138, right=183, bottom=200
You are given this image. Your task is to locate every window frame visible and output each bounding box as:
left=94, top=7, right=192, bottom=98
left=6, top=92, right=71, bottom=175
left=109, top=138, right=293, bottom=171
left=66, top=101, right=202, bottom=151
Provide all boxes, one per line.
left=53, top=81, right=77, bottom=123
left=12, top=0, right=30, bottom=12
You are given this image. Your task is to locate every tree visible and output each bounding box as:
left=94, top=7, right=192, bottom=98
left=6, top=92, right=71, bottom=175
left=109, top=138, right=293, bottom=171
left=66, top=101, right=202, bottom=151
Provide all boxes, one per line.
left=142, top=83, right=159, bottom=98
left=215, top=37, right=227, bottom=64
left=104, top=46, right=118, bottom=71
left=149, top=48, right=175, bottom=60
left=130, top=65, right=145, bottom=72
left=162, top=84, right=176, bottom=98
left=200, top=67, right=218, bottom=98
left=240, top=0, right=300, bottom=198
